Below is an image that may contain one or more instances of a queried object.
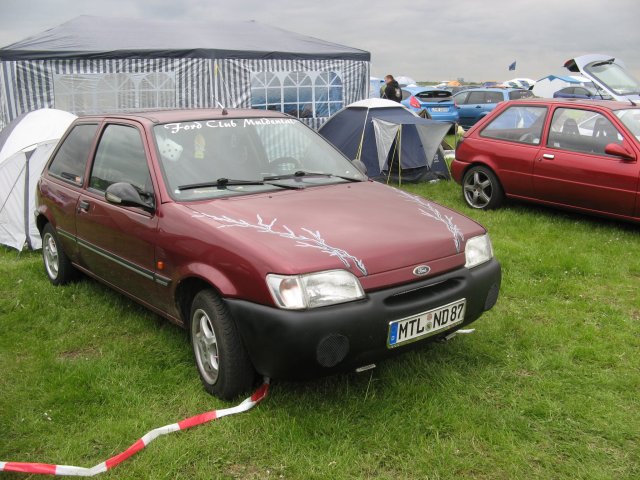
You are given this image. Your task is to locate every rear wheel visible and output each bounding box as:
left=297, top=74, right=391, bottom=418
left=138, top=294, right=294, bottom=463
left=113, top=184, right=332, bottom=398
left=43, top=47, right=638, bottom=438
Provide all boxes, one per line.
left=189, top=289, right=256, bottom=399
left=462, top=166, right=504, bottom=210
left=42, top=223, right=76, bottom=285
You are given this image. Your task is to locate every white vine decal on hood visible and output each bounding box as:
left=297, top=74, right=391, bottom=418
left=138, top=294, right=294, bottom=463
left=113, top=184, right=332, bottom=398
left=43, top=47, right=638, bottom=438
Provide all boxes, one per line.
left=397, top=190, right=465, bottom=253
left=193, top=213, right=368, bottom=276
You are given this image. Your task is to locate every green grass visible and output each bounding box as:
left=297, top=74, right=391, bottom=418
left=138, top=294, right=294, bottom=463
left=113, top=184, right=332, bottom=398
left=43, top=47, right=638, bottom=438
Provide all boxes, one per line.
left=1, top=182, right=639, bottom=479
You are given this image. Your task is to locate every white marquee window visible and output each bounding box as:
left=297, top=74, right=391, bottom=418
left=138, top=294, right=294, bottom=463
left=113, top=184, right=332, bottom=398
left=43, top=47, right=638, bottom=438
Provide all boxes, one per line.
left=250, top=71, right=343, bottom=118
left=53, top=72, right=176, bottom=115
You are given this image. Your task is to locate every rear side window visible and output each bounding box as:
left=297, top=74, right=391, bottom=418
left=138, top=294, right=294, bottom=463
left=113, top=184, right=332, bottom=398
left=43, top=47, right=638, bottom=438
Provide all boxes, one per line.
left=90, top=124, right=152, bottom=194
left=48, top=124, right=98, bottom=184
left=481, top=106, right=547, bottom=145
left=509, top=90, right=535, bottom=100
left=401, top=90, right=411, bottom=100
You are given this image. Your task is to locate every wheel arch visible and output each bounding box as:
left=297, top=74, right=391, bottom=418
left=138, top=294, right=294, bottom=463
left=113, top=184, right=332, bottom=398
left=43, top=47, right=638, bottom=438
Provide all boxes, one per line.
left=174, top=276, right=224, bottom=326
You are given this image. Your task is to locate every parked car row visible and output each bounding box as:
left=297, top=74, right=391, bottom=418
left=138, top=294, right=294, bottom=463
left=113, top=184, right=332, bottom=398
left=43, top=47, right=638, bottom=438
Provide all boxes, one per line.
left=400, top=86, right=535, bottom=129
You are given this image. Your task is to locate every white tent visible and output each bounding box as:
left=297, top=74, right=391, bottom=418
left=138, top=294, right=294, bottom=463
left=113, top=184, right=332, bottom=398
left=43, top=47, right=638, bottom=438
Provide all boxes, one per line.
left=532, top=75, right=591, bottom=98
left=0, top=109, right=76, bottom=250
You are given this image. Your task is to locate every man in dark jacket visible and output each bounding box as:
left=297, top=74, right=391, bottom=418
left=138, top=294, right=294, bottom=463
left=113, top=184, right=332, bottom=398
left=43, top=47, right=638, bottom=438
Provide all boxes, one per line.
left=381, top=75, right=402, bottom=102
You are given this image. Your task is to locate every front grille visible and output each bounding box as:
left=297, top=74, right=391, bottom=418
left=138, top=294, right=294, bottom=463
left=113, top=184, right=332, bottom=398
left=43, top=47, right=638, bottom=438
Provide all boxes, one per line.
left=384, top=278, right=462, bottom=307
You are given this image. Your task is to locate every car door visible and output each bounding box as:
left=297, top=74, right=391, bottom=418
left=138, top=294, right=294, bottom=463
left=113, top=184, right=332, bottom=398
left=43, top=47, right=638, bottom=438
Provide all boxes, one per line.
left=457, top=91, right=485, bottom=127
left=533, top=107, right=638, bottom=216
left=41, top=123, right=100, bottom=261
left=75, top=122, right=163, bottom=309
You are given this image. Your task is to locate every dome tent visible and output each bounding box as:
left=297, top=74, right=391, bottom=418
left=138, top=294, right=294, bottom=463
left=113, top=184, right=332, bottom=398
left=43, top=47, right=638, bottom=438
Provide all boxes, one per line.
left=0, top=108, right=76, bottom=250
left=0, top=15, right=370, bottom=130
left=318, top=99, right=451, bottom=183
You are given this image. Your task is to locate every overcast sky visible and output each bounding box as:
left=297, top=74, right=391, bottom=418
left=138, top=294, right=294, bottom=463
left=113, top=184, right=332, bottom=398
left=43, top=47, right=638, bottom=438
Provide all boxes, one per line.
left=1, top=0, right=639, bottom=82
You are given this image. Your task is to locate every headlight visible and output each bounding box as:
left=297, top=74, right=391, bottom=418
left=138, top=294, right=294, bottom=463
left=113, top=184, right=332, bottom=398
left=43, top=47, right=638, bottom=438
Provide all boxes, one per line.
left=266, top=270, right=365, bottom=310
left=464, top=234, right=494, bottom=268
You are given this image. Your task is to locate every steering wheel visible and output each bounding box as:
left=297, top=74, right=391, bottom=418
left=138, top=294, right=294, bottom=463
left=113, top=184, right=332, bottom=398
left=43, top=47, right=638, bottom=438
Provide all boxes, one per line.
left=270, top=156, right=301, bottom=174
left=518, top=132, right=537, bottom=144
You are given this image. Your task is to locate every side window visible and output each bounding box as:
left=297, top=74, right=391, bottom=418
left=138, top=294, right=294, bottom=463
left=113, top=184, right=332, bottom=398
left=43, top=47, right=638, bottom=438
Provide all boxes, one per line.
left=480, top=106, right=547, bottom=145
left=48, top=124, right=99, bottom=184
left=546, top=108, right=623, bottom=155
left=485, top=92, right=505, bottom=103
left=467, top=91, right=485, bottom=104
left=401, top=89, right=411, bottom=101
left=90, top=125, right=152, bottom=194
left=454, top=91, right=469, bottom=105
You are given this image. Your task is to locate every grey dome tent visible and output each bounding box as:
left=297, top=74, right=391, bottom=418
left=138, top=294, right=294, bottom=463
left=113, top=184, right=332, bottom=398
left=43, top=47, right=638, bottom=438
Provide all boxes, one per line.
left=318, top=99, right=451, bottom=183
left=0, top=15, right=370, bottom=130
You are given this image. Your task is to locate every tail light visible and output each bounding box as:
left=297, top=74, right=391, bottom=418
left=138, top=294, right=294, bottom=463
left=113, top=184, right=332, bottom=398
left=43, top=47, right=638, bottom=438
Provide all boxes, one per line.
left=409, top=96, right=421, bottom=109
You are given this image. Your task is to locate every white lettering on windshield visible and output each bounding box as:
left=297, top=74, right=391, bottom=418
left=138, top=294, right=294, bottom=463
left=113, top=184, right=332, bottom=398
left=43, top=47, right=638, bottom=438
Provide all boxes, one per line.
left=162, top=118, right=296, bottom=134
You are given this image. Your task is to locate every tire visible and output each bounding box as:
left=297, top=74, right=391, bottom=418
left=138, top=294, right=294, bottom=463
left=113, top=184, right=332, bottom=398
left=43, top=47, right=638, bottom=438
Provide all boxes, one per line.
left=189, top=289, right=256, bottom=399
left=462, top=165, right=504, bottom=210
left=41, top=223, right=76, bottom=285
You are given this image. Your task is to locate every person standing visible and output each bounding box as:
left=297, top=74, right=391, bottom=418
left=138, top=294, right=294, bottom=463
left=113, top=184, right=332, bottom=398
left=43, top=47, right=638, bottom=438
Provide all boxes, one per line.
left=381, top=75, right=402, bottom=102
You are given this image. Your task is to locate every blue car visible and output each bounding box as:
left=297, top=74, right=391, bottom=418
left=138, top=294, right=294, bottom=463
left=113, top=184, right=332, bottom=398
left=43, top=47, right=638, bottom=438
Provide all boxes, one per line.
left=553, top=85, right=611, bottom=100
left=401, top=87, right=459, bottom=124
left=453, top=88, right=534, bottom=129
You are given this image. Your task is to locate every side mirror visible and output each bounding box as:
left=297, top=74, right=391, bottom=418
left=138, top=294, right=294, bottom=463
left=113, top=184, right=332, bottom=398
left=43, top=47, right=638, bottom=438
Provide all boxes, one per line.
left=351, top=159, right=368, bottom=175
left=604, top=143, right=636, bottom=161
left=105, top=182, right=155, bottom=212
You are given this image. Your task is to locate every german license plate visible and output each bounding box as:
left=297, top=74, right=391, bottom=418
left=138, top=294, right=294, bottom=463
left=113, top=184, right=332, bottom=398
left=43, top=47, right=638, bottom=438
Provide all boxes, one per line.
left=387, top=299, right=466, bottom=348
left=432, top=107, right=448, bottom=112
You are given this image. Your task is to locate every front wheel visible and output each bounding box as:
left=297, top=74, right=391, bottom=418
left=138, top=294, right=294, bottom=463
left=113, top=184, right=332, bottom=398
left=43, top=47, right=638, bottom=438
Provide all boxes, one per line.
left=462, top=166, right=504, bottom=210
left=189, top=289, right=256, bottom=399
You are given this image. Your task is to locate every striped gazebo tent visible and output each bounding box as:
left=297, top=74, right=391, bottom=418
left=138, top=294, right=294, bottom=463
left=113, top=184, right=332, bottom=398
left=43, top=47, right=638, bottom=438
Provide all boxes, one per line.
left=0, top=16, right=370, bottom=130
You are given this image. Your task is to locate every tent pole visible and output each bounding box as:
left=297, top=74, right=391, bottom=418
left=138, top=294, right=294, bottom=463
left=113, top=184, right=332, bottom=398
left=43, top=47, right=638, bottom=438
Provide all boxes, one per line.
left=24, top=154, right=31, bottom=250
left=398, top=126, right=402, bottom=186
left=355, top=107, right=370, bottom=161
left=386, top=127, right=400, bottom=185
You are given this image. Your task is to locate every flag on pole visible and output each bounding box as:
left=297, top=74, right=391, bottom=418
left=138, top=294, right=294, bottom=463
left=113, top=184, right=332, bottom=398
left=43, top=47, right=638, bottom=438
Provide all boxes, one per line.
left=508, top=61, right=517, bottom=71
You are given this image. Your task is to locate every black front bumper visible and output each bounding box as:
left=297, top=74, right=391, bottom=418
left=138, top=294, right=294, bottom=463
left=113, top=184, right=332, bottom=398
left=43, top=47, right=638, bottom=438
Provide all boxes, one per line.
left=227, top=258, right=501, bottom=380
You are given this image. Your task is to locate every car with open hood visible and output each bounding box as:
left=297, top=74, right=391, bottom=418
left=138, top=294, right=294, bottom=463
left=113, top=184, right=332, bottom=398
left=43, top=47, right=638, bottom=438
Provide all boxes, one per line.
left=36, top=109, right=501, bottom=399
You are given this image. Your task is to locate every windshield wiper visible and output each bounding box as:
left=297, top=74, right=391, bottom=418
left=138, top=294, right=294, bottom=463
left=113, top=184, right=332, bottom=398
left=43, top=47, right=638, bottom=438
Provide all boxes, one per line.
left=263, top=170, right=361, bottom=182
left=178, top=178, right=266, bottom=191
left=178, top=177, right=303, bottom=192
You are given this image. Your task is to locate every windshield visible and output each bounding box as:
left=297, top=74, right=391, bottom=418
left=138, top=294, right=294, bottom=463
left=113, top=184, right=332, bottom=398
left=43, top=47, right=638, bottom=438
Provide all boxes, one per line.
left=615, top=109, right=640, bottom=140
left=154, top=117, right=365, bottom=200
left=585, top=61, right=640, bottom=96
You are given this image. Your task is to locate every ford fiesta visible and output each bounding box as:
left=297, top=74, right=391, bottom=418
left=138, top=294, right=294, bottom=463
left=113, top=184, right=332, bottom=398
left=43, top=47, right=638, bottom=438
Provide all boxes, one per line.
left=36, top=109, right=501, bottom=399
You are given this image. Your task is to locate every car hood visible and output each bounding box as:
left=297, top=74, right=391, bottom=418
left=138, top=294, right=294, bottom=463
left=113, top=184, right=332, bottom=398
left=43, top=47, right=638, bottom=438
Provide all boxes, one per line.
left=185, top=181, right=485, bottom=280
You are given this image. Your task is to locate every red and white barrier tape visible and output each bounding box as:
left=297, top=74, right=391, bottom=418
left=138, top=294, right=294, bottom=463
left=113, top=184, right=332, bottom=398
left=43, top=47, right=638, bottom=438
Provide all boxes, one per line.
left=0, top=380, right=269, bottom=477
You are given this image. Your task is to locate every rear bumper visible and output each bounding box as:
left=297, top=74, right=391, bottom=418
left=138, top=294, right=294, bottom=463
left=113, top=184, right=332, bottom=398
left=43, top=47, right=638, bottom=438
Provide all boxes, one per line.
left=227, top=258, right=501, bottom=380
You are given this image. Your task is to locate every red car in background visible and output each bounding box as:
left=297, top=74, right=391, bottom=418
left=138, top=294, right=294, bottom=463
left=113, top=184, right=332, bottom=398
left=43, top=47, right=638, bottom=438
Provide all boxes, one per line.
left=451, top=99, right=640, bottom=222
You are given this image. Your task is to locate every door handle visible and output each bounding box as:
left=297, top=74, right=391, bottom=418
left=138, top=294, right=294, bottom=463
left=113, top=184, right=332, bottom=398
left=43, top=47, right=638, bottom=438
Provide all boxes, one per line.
left=78, top=200, right=90, bottom=213
left=475, top=105, right=482, bottom=109
left=542, top=154, right=555, bottom=160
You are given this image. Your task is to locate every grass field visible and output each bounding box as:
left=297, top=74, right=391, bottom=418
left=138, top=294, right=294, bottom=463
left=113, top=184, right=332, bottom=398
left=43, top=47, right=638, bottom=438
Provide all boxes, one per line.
left=1, top=181, right=639, bottom=479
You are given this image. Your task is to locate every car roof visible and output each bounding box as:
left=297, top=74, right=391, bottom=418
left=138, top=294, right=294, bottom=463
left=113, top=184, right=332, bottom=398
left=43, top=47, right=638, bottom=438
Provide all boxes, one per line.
left=456, top=87, right=526, bottom=93
left=503, top=98, right=639, bottom=110
left=76, top=108, right=288, bottom=124
left=402, top=86, right=448, bottom=93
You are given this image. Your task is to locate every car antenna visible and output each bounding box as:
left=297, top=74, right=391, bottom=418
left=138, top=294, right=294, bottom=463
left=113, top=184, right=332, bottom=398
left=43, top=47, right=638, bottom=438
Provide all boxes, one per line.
left=215, top=100, right=228, bottom=115
left=627, top=97, right=638, bottom=107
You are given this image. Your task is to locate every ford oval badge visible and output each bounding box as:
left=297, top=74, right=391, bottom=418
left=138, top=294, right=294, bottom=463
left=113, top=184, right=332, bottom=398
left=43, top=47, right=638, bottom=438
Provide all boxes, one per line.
left=413, top=265, right=431, bottom=276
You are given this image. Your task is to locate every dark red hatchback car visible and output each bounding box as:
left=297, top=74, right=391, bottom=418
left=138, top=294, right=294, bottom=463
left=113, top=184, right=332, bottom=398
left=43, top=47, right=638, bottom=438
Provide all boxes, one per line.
left=36, top=109, right=501, bottom=399
left=452, top=99, right=640, bottom=221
